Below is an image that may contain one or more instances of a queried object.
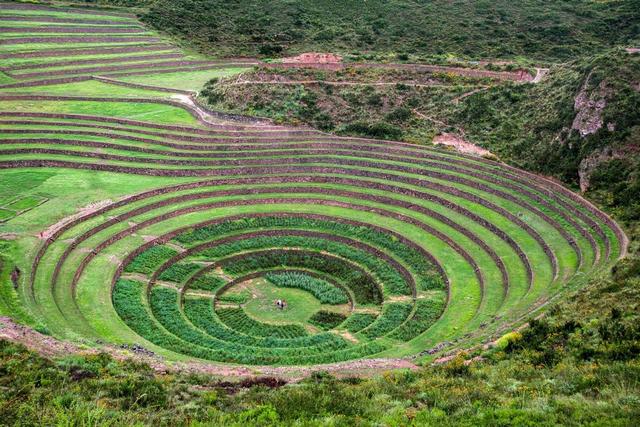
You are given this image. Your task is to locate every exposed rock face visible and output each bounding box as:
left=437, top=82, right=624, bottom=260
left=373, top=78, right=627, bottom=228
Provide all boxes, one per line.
left=282, top=52, right=343, bottom=64
left=578, top=148, right=622, bottom=192
left=433, top=133, right=493, bottom=157
left=572, top=72, right=610, bottom=137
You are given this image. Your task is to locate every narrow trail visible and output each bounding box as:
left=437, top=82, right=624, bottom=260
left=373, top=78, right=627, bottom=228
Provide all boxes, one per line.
left=451, top=87, right=490, bottom=104
left=532, top=68, right=550, bottom=83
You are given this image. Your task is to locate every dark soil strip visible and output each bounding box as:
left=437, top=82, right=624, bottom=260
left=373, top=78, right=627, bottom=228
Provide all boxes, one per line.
left=4, top=158, right=570, bottom=277
left=0, top=36, right=160, bottom=45
left=0, top=138, right=582, bottom=257
left=8, top=127, right=598, bottom=262
left=0, top=119, right=608, bottom=258
left=56, top=192, right=482, bottom=303
left=36, top=175, right=556, bottom=330
left=491, top=162, right=622, bottom=260
left=0, top=126, right=324, bottom=145
left=25, top=175, right=576, bottom=334
left=392, top=142, right=623, bottom=260
left=6, top=53, right=184, bottom=71
left=0, top=76, right=95, bottom=88
left=0, top=95, right=272, bottom=128
left=71, top=197, right=484, bottom=335
left=0, top=113, right=614, bottom=259
left=0, top=141, right=541, bottom=286
left=176, top=211, right=447, bottom=291
left=0, top=43, right=174, bottom=59
left=48, top=184, right=478, bottom=306
left=0, top=130, right=600, bottom=261
left=0, top=26, right=147, bottom=34
left=152, top=247, right=382, bottom=307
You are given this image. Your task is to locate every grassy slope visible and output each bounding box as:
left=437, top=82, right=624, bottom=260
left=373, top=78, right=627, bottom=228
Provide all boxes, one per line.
left=206, top=50, right=640, bottom=215
left=0, top=1, right=638, bottom=424
left=140, top=0, right=640, bottom=61
left=1, top=256, right=638, bottom=425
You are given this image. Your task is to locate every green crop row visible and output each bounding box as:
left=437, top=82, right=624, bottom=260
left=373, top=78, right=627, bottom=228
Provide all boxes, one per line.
left=115, top=248, right=390, bottom=366
left=197, top=235, right=408, bottom=296
left=265, top=271, right=349, bottom=304
left=188, top=274, right=226, bottom=292
left=220, top=249, right=383, bottom=305
left=174, top=216, right=444, bottom=291
left=309, top=310, right=347, bottom=330
left=184, top=297, right=350, bottom=349
left=340, top=313, right=378, bottom=333
left=157, top=261, right=200, bottom=283
left=388, top=296, right=446, bottom=341
left=360, top=303, right=413, bottom=339
left=215, top=307, right=308, bottom=339
left=149, top=287, right=353, bottom=362
left=216, top=291, right=249, bottom=304
left=124, top=245, right=177, bottom=275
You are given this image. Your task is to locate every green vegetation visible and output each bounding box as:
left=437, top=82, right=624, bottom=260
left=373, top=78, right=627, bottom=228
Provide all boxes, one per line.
left=266, top=271, right=349, bottom=305
left=341, top=312, right=378, bottom=333
left=124, top=246, right=178, bottom=275
left=361, top=302, right=413, bottom=339
left=215, top=307, right=308, bottom=340
left=457, top=50, right=640, bottom=193
left=2, top=259, right=639, bottom=425
left=201, top=67, right=483, bottom=142
left=308, top=310, right=347, bottom=330
left=0, top=1, right=637, bottom=424
left=142, top=0, right=640, bottom=61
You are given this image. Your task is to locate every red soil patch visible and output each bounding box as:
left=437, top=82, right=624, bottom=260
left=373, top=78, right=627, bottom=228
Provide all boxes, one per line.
left=283, top=52, right=342, bottom=64
left=433, top=133, right=493, bottom=157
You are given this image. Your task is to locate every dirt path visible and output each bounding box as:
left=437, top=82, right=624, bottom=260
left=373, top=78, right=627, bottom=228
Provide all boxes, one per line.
left=532, top=68, right=549, bottom=83
left=38, top=199, right=113, bottom=240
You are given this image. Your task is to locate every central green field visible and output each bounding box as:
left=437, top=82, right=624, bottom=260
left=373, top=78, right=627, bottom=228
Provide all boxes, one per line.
left=232, top=279, right=324, bottom=325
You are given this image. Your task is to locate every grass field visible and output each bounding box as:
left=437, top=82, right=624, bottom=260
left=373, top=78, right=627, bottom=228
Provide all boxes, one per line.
left=0, top=3, right=628, bottom=367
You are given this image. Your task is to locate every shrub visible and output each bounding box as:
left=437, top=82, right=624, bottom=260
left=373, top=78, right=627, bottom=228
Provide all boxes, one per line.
left=340, top=121, right=403, bottom=140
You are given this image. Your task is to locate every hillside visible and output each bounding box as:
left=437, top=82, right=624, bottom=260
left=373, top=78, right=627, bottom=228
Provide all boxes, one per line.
left=2, top=258, right=639, bottom=424
left=0, top=1, right=638, bottom=426
left=201, top=49, right=640, bottom=219
left=140, top=0, right=640, bottom=61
